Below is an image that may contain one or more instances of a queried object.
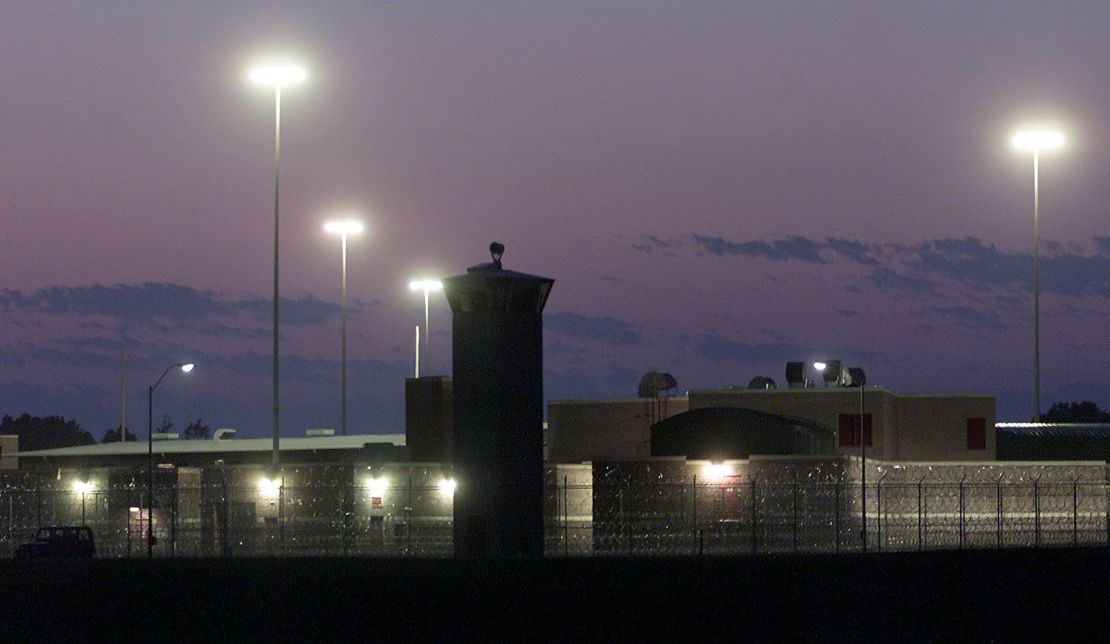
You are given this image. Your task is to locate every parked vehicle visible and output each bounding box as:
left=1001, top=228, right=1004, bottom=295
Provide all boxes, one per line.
left=14, top=526, right=95, bottom=559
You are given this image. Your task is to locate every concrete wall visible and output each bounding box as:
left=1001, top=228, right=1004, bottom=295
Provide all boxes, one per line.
left=0, top=435, right=17, bottom=469
left=547, top=388, right=995, bottom=464
left=689, top=388, right=899, bottom=460
left=894, top=395, right=995, bottom=461
left=547, top=397, right=689, bottom=463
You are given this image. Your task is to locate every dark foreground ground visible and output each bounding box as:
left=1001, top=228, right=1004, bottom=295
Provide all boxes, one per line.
left=2, top=548, right=1109, bottom=641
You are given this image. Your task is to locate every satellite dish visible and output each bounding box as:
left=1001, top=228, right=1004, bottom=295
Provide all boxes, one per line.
left=638, top=372, right=678, bottom=398
left=747, top=376, right=777, bottom=390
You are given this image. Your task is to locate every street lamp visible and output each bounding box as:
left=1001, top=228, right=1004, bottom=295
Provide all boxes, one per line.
left=147, top=361, right=193, bottom=558
left=324, top=219, right=365, bottom=436
left=1011, top=126, right=1065, bottom=422
left=408, top=279, right=443, bottom=378
left=249, top=63, right=307, bottom=467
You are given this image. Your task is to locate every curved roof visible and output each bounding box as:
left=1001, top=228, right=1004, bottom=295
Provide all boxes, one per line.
left=650, top=407, right=834, bottom=459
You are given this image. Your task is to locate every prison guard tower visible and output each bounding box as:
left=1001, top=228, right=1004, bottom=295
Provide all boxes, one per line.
left=443, top=242, right=554, bottom=558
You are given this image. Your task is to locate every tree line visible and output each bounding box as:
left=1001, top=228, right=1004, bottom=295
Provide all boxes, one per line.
left=0, top=414, right=212, bottom=451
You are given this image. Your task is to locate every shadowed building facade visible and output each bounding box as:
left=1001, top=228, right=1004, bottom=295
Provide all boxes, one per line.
left=444, top=243, right=554, bottom=558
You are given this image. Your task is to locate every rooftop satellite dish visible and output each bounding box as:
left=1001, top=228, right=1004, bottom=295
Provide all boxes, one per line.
left=638, top=371, right=678, bottom=398
left=489, top=242, right=505, bottom=268
left=748, top=376, right=777, bottom=389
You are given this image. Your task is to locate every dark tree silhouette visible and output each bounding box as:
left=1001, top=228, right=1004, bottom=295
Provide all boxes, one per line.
left=157, top=414, right=173, bottom=433
left=102, top=425, right=138, bottom=442
left=1042, top=401, right=1110, bottom=423
left=183, top=418, right=211, bottom=440
left=0, top=414, right=95, bottom=451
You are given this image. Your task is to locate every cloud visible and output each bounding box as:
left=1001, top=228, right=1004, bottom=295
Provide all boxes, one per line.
left=909, top=237, right=1027, bottom=288
left=694, top=333, right=803, bottom=364
left=0, top=283, right=342, bottom=329
left=692, top=234, right=827, bottom=263
left=645, top=234, right=1110, bottom=299
left=545, top=312, right=642, bottom=346
left=825, top=237, right=883, bottom=265
left=696, top=332, right=876, bottom=366
left=920, top=305, right=1006, bottom=331
left=630, top=235, right=677, bottom=255
left=867, top=268, right=936, bottom=293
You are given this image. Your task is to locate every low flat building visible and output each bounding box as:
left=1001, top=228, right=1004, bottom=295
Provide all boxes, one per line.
left=10, top=429, right=407, bottom=470
left=548, top=386, right=995, bottom=463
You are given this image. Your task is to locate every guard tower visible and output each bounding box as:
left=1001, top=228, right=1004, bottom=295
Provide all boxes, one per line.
left=443, top=242, right=554, bottom=558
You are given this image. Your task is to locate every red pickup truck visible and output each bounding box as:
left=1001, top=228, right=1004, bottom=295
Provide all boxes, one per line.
left=14, top=526, right=96, bottom=559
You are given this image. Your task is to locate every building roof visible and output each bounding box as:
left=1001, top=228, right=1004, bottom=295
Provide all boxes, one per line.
left=996, top=423, right=1110, bottom=438
left=12, top=433, right=406, bottom=458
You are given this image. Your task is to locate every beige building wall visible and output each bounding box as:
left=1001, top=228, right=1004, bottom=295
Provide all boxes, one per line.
left=547, top=397, right=689, bottom=463
left=894, top=395, right=995, bottom=461
left=547, top=388, right=996, bottom=463
left=688, top=388, right=901, bottom=460
left=0, top=435, right=17, bottom=469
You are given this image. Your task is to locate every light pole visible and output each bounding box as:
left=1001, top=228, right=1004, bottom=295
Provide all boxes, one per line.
left=408, top=279, right=443, bottom=378
left=1011, top=127, right=1064, bottom=422
left=147, top=362, right=193, bottom=558
left=324, top=219, right=364, bottom=436
left=249, top=63, right=306, bottom=467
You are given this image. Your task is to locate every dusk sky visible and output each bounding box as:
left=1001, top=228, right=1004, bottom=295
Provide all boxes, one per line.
left=3, top=1, right=1109, bottom=439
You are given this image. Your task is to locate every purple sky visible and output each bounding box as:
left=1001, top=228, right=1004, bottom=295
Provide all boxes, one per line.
left=3, top=2, right=1109, bottom=438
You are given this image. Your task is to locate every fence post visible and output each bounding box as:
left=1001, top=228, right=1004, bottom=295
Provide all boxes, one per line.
left=876, top=473, right=885, bottom=552
left=563, top=475, right=569, bottom=556
left=171, top=482, right=177, bottom=558
left=834, top=478, right=841, bottom=554
left=792, top=476, right=798, bottom=553
left=221, top=478, right=229, bottom=557
left=127, top=488, right=132, bottom=557
left=341, top=483, right=349, bottom=557
left=279, top=477, right=285, bottom=555
left=919, top=476, right=926, bottom=551
left=958, top=476, right=966, bottom=550
left=692, top=475, right=698, bottom=555
left=997, top=475, right=1003, bottom=549
left=406, top=475, right=413, bottom=556
left=750, top=477, right=757, bottom=555
left=618, top=485, right=626, bottom=555
left=1073, top=478, right=1079, bottom=547
left=1034, top=477, right=1041, bottom=548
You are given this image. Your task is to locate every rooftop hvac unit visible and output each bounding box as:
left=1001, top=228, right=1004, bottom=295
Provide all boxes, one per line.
left=785, top=362, right=805, bottom=388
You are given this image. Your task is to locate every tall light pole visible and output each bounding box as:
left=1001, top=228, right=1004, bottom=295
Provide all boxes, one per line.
left=324, top=219, right=364, bottom=436
left=147, top=361, right=193, bottom=559
left=249, top=63, right=306, bottom=467
left=409, top=279, right=443, bottom=377
left=1011, top=127, right=1064, bottom=422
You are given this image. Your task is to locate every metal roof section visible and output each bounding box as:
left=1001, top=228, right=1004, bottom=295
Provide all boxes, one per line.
left=12, top=433, right=406, bottom=458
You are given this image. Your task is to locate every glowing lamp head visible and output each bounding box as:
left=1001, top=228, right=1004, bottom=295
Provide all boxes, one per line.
left=72, top=480, right=94, bottom=494
left=702, top=462, right=735, bottom=482
left=438, top=478, right=457, bottom=497
left=813, top=361, right=827, bottom=372
left=180, top=363, right=194, bottom=373
left=249, top=65, right=307, bottom=86
left=258, top=477, right=281, bottom=498
left=409, top=279, right=444, bottom=293
left=366, top=477, right=389, bottom=497
left=1011, top=129, right=1065, bottom=152
left=324, top=220, right=365, bottom=236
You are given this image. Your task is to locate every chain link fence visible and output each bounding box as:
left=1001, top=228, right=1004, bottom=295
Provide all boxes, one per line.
left=3, top=465, right=1108, bottom=557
